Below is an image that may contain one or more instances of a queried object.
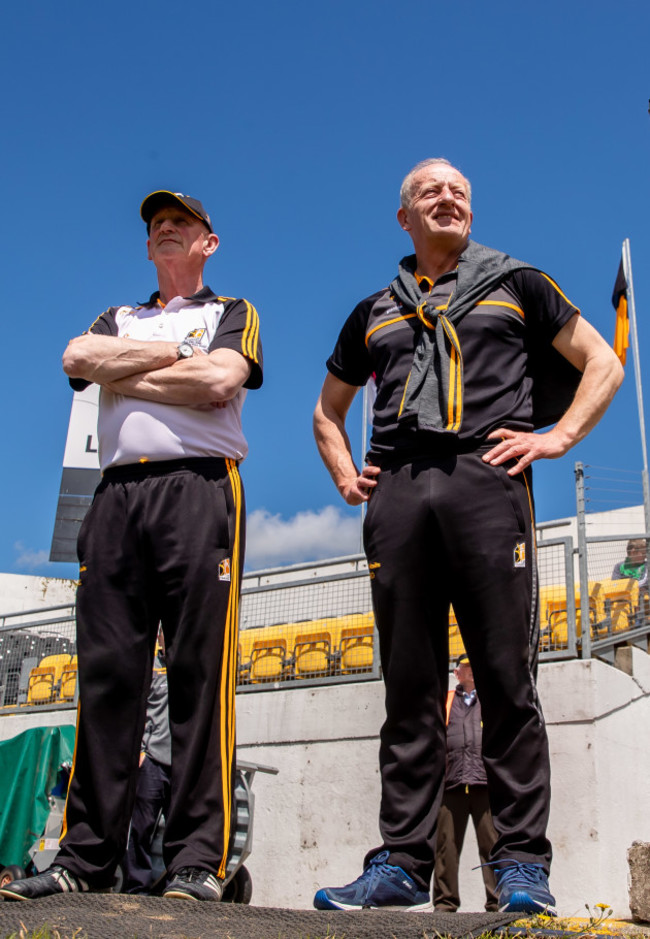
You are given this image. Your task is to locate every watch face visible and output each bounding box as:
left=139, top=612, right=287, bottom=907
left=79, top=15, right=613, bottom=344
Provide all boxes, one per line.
left=178, top=343, right=194, bottom=359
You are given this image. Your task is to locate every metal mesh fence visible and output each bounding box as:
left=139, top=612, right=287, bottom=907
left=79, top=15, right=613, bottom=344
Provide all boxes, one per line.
left=238, top=558, right=378, bottom=689
left=583, top=535, right=649, bottom=658
left=536, top=538, right=577, bottom=657
left=1, top=532, right=649, bottom=713
left=0, top=605, right=76, bottom=709
left=574, top=463, right=649, bottom=659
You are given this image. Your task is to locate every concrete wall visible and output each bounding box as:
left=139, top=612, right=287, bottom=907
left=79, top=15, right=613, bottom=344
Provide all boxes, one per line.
left=0, top=573, right=77, bottom=617
left=2, top=650, right=648, bottom=915
left=235, top=653, right=650, bottom=917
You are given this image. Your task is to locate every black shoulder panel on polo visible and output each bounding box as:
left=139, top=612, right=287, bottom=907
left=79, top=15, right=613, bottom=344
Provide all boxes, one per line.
left=68, top=307, right=121, bottom=391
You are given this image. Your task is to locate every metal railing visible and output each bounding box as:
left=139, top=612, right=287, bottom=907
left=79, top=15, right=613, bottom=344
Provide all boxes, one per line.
left=238, top=555, right=379, bottom=691
left=576, top=533, right=650, bottom=663
left=0, top=605, right=76, bottom=710
left=1, top=533, right=649, bottom=715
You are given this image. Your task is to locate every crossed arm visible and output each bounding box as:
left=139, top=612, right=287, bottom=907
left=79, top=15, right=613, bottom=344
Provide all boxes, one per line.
left=62, top=333, right=251, bottom=407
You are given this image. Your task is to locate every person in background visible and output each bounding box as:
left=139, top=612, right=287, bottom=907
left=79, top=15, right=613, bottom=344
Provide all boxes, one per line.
left=434, top=654, right=497, bottom=913
left=123, top=634, right=171, bottom=894
left=612, top=539, right=647, bottom=590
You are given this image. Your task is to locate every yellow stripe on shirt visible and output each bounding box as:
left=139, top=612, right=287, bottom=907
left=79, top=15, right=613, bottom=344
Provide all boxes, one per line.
left=241, top=301, right=261, bottom=363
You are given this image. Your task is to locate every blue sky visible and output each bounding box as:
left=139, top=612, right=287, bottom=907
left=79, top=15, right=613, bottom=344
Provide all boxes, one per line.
left=2, top=0, right=649, bottom=578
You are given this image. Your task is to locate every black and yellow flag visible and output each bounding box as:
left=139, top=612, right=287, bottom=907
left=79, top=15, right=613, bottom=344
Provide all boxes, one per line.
left=611, top=258, right=629, bottom=366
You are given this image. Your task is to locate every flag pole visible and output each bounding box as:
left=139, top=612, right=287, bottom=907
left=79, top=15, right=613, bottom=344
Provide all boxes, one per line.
left=622, top=238, right=650, bottom=535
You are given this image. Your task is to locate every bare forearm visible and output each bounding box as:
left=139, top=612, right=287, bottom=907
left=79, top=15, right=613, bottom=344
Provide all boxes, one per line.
left=313, top=385, right=379, bottom=504
left=551, top=350, right=623, bottom=450
left=484, top=321, right=623, bottom=475
left=104, top=350, right=251, bottom=406
left=63, top=334, right=178, bottom=383
left=314, top=403, right=360, bottom=497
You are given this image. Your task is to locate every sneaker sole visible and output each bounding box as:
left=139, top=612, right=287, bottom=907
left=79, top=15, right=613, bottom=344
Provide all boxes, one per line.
left=163, top=889, right=200, bottom=901
left=499, top=892, right=557, bottom=917
left=369, top=901, right=433, bottom=912
left=163, top=888, right=221, bottom=902
left=314, top=894, right=433, bottom=913
left=0, top=889, right=32, bottom=901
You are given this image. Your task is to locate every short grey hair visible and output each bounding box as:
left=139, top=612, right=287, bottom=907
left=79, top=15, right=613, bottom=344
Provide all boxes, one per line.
left=400, top=158, right=472, bottom=209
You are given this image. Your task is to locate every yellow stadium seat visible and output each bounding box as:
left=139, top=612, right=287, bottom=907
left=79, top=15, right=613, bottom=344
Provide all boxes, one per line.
left=448, top=606, right=466, bottom=659
left=593, top=578, right=640, bottom=634
left=237, top=628, right=260, bottom=685
left=237, top=642, right=250, bottom=685
left=59, top=662, right=78, bottom=702
left=293, top=630, right=332, bottom=678
left=27, top=667, right=56, bottom=705
left=38, top=653, right=73, bottom=684
left=325, top=613, right=373, bottom=673
left=339, top=623, right=374, bottom=674
left=249, top=637, right=288, bottom=683
left=539, top=584, right=600, bottom=647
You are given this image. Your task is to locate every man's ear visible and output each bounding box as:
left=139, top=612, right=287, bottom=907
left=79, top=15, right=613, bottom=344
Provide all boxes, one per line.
left=147, top=238, right=153, bottom=261
left=204, top=233, right=220, bottom=257
left=397, top=206, right=411, bottom=232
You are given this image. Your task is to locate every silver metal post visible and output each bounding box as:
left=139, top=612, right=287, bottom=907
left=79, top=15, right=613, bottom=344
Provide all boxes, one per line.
left=575, top=461, right=591, bottom=658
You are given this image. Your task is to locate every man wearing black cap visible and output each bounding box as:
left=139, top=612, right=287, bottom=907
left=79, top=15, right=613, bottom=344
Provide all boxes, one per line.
left=0, top=191, right=262, bottom=903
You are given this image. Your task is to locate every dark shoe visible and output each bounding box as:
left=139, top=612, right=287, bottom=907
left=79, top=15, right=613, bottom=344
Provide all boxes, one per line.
left=314, top=851, right=432, bottom=911
left=163, top=867, right=223, bottom=901
left=495, top=861, right=557, bottom=916
left=0, top=866, right=94, bottom=901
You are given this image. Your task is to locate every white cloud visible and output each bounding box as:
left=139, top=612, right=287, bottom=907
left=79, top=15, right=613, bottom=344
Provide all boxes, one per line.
left=12, top=508, right=362, bottom=576
left=245, top=505, right=362, bottom=570
left=14, top=542, right=51, bottom=571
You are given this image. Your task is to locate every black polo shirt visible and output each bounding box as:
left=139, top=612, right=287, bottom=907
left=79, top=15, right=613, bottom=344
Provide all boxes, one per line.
left=327, top=268, right=578, bottom=462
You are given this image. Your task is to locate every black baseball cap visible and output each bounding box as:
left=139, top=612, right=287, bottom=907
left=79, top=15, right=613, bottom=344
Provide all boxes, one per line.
left=456, top=654, right=471, bottom=667
left=140, top=191, right=213, bottom=233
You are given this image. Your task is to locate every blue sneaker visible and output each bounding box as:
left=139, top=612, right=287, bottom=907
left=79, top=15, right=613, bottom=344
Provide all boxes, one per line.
left=495, top=861, right=557, bottom=916
left=313, top=851, right=432, bottom=911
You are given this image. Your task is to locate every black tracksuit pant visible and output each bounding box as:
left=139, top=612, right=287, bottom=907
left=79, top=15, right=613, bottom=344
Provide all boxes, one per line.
left=57, top=458, right=244, bottom=888
left=362, top=447, right=552, bottom=889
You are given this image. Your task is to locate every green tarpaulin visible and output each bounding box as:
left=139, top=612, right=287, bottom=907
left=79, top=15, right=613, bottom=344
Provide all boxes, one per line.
left=0, top=724, right=75, bottom=868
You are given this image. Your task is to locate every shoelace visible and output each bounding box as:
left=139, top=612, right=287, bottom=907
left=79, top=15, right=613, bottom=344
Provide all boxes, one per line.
left=495, top=863, right=544, bottom=887
left=175, top=867, right=203, bottom=882
left=358, top=853, right=398, bottom=900
left=474, top=860, right=544, bottom=882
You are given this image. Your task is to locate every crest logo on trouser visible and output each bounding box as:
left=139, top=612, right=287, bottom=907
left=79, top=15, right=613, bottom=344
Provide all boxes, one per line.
left=514, top=542, right=526, bottom=568
left=218, top=558, right=231, bottom=581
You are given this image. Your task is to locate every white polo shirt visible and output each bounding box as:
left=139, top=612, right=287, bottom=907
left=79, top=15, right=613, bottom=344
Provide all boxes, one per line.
left=72, top=288, right=263, bottom=471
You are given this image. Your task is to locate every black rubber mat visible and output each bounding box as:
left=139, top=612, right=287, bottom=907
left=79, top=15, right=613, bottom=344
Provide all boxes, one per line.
left=0, top=894, right=521, bottom=939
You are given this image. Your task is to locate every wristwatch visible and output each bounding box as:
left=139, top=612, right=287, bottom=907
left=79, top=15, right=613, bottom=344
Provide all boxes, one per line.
left=176, top=342, right=194, bottom=360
